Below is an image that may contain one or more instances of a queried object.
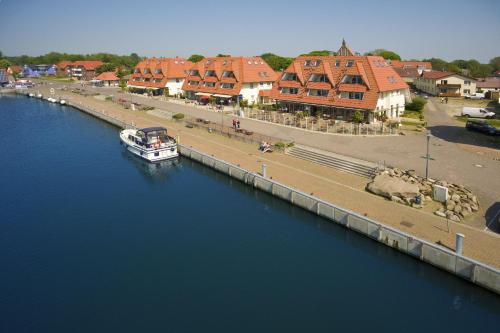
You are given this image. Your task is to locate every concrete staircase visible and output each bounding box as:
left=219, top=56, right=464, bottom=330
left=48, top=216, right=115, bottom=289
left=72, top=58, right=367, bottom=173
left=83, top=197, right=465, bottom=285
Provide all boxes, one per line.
left=285, top=145, right=378, bottom=178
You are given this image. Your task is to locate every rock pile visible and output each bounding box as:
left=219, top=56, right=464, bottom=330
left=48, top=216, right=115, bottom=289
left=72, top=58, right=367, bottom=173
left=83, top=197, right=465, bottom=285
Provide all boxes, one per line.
left=367, top=167, right=479, bottom=222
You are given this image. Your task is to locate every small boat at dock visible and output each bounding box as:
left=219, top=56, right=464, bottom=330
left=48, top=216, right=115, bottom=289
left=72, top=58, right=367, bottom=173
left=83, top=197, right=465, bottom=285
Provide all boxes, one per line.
left=120, top=127, right=178, bottom=162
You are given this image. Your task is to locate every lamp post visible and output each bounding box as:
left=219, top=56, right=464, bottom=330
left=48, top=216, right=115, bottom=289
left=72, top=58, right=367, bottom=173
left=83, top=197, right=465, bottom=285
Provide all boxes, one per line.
left=425, top=130, right=432, bottom=179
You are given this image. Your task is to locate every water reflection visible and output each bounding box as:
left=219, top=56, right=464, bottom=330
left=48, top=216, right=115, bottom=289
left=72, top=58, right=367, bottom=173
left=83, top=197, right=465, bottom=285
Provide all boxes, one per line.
left=122, top=151, right=181, bottom=182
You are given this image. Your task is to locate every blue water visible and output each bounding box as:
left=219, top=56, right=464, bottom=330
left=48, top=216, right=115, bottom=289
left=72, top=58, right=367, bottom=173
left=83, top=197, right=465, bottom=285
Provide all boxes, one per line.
left=0, top=95, right=499, bottom=332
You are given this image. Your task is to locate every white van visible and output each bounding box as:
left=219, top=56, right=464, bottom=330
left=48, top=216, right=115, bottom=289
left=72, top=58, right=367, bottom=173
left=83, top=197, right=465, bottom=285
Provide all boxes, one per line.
left=462, top=107, right=496, bottom=118
left=465, top=93, right=485, bottom=100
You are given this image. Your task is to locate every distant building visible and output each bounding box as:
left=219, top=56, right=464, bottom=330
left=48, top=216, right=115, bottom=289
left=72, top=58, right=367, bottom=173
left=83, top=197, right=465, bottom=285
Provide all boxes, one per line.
left=182, top=56, right=278, bottom=104
left=414, top=71, right=477, bottom=97
left=21, top=64, right=57, bottom=77
left=270, top=40, right=410, bottom=122
left=390, top=61, right=432, bottom=84
left=56, top=61, right=104, bottom=80
left=95, top=72, right=120, bottom=86
left=476, top=77, right=500, bottom=93
left=128, top=57, right=193, bottom=96
left=0, top=69, right=9, bottom=86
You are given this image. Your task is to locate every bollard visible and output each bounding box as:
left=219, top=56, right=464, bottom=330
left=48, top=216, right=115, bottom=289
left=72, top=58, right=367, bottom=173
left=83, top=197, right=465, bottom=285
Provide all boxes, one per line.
left=261, top=164, right=267, bottom=178
left=455, top=233, right=465, bottom=255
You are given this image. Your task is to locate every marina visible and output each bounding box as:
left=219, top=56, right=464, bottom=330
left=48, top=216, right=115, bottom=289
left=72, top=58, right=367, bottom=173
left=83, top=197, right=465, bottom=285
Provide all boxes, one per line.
left=1, top=94, right=500, bottom=332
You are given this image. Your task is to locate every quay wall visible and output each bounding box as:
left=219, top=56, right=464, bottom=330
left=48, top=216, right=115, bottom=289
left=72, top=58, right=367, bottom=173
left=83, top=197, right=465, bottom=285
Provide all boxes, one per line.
left=24, top=92, right=500, bottom=295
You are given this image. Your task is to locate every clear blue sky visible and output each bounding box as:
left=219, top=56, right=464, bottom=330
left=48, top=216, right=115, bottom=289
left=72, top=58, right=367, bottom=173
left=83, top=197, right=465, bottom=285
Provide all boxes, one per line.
left=0, top=0, right=499, bottom=62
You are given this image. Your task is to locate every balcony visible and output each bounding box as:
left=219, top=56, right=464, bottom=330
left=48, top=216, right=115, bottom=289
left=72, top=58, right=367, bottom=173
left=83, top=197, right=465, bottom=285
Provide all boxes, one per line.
left=437, top=83, right=461, bottom=88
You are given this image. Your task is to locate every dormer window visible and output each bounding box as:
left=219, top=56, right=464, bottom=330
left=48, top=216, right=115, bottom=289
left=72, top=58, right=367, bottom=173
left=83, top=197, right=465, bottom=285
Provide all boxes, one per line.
left=189, top=70, right=200, bottom=76
left=341, top=92, right=364, bottom=100
left=304, top=59, right=321, bottom=67
left=188, top=80, right=199, bottom=86
left=258, top=71, right=269, bottom=77
left=134, top=68, right=140, bottom=74
left=387, top=76, right=397, bottom=83
left=205, top=70, right=216, bottom=77
left=221, top=83, right=235, bottom=89
left=346, top=60, right=354, bottom=67
left=335, top=60, right=341, bottom=67
left=308, top=73, right=329, bottom=83
left=343, top=75, right=363, bottom=84
left=307, top=89, right=329, bottom=97
left=282, top=72, right=297, bottom=81
left=222, top=71, right=235, bottom=78
left=144, top=68, right=150, bottom=74
left=280, top=87, right=299, bottom=94
left=155, top=69, right=162, bottom=74
left=204, top=81, right=216, bottom=87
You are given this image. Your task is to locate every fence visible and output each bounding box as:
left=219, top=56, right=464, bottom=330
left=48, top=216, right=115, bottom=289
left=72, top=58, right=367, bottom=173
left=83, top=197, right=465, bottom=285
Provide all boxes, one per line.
left=179, top=144, right=500, bottom=295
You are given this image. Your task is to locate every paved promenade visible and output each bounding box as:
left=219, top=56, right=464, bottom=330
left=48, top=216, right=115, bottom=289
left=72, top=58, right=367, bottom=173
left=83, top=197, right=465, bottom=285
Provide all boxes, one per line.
left=33, top=86, right=500, bottom=268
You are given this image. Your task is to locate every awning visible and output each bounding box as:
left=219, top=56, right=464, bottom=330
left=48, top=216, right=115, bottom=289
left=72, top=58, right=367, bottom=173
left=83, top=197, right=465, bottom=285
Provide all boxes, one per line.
left=195, top=92, right=212, bottom=96
left=212, top=94, right=233, bottom=98
left=127, top=85, right=159, bottom=90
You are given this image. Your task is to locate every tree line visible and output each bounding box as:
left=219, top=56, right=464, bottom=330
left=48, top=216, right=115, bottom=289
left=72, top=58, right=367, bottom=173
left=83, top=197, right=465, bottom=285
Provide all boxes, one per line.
left=2, top=50, right=499, bottom=79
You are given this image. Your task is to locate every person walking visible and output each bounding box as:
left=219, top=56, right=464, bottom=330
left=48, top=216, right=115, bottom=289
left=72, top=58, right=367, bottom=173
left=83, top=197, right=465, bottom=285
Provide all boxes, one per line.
left=232, top=119, right=236, bottom=130
left=237, top=120, right=240, bottom=129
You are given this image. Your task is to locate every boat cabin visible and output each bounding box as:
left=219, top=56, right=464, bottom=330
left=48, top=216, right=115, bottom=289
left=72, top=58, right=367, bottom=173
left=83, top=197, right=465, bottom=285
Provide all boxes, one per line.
left=127, top=127, right=170, bottom=148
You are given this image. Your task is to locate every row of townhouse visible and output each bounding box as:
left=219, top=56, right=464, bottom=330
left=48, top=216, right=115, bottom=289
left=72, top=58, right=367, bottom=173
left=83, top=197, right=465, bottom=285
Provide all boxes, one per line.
left=127, top=41, right=411, bottom=122
left=56, top=61, right=104, bottom=81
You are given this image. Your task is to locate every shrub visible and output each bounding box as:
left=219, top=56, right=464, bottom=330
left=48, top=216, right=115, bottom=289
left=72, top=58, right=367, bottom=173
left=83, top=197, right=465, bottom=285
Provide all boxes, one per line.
left=352, top=111, right=364, bottom=123
left=105, top=96, right=113, bottom=101
left=173, top=113, right=185, bottom=120
left=406, top=96, right=427, bottom=112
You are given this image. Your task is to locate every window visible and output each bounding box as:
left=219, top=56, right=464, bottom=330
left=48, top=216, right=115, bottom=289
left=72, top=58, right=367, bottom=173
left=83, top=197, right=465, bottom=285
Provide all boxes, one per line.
left=343, top=75, right=362, bottom=84
left=249, top=83, right=254, bottom=89
left=154, top=152, right=160, bottom=157
left=258, top=71, right=269, bottom=77
left=464, top=80, right=471, bottom=85
left=144, top=78, right=151, bottom=82
left=335, top=60, right=341, bottom=67
left=154, top=78, right=162, bottom=83
left=176, top=78, right=180, bottom=83
left=188, top=80, right=199, bottom=86
left=441, top=80, right=448, bottom=84
left=221, top=83, right=235, bottom=89
left=304, top=59, right=321, bottom=67
left=307, top=89, right=329, bottom=97
left=134, top=68, right=140, bottom=73
left=204, top=81, right=216, bottom=87
left=464, top=89, right=470, bottom=94
left=342, top=92, right=363, bottom=100
left=346, top=60, right=354, bottom=67
left=222, top=71, right=235, bottom=78
left=144, top=68, right=150, bottom=74
left=155, top=69, right=162, bottom=74
left=282, top=72, right=297, bottom=81
left=280, top=87, right=299, bottom=94
left=189, top=70, right=200, bottom=76
left=134, top=77, right=141, bottom=82
left=205, top=70, right=216, bottom=77
left=387, top=76, right=397, bottom=83
left=308, top=74, right=329, bottom=83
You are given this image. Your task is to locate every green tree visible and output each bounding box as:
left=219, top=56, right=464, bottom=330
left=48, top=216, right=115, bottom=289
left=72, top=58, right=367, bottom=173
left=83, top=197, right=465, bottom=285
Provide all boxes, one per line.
left=0, top=59, right=11, bottom=69
left=423, top=58, right=448, bottom=71
left=216, top=54, right=230, bottom=57
left=119, top=79, right=127, bottom=92
left=302, top=50, right=333, bottom=56
left=96, top=63, right=117, bottom=74
left=490, top=56, right=500, bottom=71
left=406, top=96, right=427, bottom=112
left=188, top=54, right=205, bottom=63
left=260, top=53, right=293, bottom=71
left=367, top=49, right=401, bottom=60
left=352, top=111, right=364, bottom=123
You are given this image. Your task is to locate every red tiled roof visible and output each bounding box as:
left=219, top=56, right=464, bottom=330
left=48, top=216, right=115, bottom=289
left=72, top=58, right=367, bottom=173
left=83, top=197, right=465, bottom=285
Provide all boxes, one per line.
left=421, top=71, right=456, bottom=79
left=95, top=72, right=119, bottom=81
left=182, top=56, right=278, bottom=96
left=477, top=77, right=500, bottom=89
left=127, top=57, right=193, bottom=88
left=56, top=61, right=73, bottom=70
left=270, top=55, right=408, bottom=110
left=393, top=67, right=420, bottom=78
left=259, top=90, right=271, bottom=97
left=56, top=60, right=103, bottom=70
left=390, top=60, right=432, bottom=70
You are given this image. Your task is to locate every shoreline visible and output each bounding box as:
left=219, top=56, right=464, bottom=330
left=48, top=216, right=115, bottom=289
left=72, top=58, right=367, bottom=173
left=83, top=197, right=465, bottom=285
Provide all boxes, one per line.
left=14, top=89, right=500, bottom=295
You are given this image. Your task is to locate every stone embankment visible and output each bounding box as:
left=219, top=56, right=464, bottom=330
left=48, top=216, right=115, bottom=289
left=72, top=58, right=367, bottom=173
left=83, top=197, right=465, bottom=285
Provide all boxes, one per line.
left=367, top=167, right=479, bottom=222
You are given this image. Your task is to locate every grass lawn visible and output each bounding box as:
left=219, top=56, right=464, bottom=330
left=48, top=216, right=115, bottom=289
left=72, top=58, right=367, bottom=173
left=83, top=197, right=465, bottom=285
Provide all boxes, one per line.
left=455, top=116, right=500, bottom=128
left=402, top=111, right=423, bottom=119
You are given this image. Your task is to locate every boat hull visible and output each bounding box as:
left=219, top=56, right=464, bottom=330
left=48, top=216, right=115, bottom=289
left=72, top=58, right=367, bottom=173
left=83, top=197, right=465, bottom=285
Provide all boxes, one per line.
left=119, top=131, right=178, bottom=163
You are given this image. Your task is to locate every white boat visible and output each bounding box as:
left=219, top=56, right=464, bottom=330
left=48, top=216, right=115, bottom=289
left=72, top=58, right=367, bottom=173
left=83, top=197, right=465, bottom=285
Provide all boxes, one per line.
left=120, top=127, right=178, bottom=162
left=59, top=99, right=66, bottom=105
left=36, top=93, right=43, bottom=98
left=28, top=93, right=35, bottom=97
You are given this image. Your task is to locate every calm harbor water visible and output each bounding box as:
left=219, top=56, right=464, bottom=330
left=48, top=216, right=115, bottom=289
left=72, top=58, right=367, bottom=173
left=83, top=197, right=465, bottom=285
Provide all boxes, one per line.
left=0, top=95, right=499, bottom=332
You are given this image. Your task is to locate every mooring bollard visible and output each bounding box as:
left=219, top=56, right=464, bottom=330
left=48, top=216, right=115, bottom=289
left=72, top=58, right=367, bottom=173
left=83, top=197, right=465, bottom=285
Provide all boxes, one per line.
left=262, top=164, right=267, bottom=178
left=455, top=233, right=465, bottom=255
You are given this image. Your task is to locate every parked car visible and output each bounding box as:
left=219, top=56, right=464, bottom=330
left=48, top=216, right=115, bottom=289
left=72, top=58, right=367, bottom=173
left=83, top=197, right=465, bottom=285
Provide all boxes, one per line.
left=462, top=107, right=496, bottom=119
left=465, top=120, right=500, bottom=135
left=465, top=93, right=485, bottom=100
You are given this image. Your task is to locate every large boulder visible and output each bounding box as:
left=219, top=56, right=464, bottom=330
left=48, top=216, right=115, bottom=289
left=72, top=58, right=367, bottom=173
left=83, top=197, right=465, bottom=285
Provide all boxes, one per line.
left=367, top=174, right=420, bottom=200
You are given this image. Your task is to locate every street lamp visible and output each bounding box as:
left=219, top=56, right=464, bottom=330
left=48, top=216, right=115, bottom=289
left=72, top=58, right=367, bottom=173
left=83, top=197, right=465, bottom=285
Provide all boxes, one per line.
left=425, top=130, right=432, bottom=179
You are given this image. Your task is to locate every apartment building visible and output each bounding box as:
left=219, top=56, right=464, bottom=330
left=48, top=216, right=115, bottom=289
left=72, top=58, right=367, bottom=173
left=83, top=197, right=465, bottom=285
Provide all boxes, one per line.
left=57, top=61, right=104, bottom=81
left=414, top=71, right=477, bottom=96
left=127, top=57, right=193, bottom=96
left=182, top=56, right=277, bottom=104
left=270, top=55, right=410, bottom=122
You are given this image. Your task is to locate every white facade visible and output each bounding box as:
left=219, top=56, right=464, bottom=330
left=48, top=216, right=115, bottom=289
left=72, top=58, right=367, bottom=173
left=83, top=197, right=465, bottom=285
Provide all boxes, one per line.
left=375, top=89, right=407, bottom=119
left=166, top=78, right=185, bottom=96
left=240, top=82, right=273, bottom=104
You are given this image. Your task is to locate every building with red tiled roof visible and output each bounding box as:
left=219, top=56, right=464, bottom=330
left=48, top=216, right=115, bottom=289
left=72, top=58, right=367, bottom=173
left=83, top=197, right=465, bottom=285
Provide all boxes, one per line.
left=414, top=71, right=477, bottom=97
left=390, top=60, right=432, bottom=71
left=95, top=72, right=120, bottom=86
left=56, top=60, right=104, bottom=80
left=127, top=57, right=193, bottom=96
left=476, top=77, right=500, bottom=92
left=182, top=56, right=278, bottom=104
left=270, top=54, right=410, bottom=122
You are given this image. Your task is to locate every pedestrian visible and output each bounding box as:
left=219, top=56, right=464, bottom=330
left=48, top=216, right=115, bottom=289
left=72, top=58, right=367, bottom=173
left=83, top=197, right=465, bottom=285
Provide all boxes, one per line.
left=445, top=97, right=448, bottom=104
left=237, top=120, right=240, bottom=129
left=441, top=97, right=444, bottom=103
left=232, top=119, right=236, bottom=130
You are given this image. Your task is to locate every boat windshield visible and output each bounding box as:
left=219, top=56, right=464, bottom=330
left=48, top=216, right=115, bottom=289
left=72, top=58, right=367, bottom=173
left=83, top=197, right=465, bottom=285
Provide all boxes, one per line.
left=136, top=129, right=168, bottom=143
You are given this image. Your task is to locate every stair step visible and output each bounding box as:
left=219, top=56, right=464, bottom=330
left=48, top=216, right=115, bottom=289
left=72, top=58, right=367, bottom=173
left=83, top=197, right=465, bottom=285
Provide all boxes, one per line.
left=286, top=145, right=377, bottom=178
